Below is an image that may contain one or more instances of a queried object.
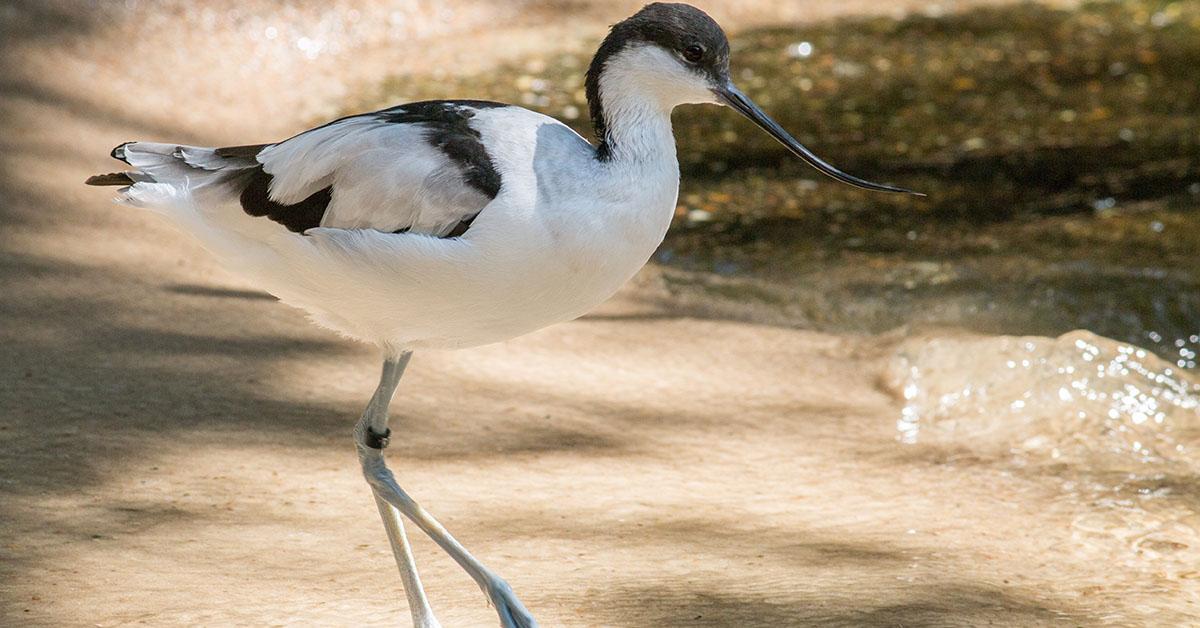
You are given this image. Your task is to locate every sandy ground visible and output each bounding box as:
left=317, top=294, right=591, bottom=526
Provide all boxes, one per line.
left=4, top=1, right=1189, bottom=627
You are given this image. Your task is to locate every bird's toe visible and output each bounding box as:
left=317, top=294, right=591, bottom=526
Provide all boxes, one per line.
left=486, top=578, right=538, bottom=628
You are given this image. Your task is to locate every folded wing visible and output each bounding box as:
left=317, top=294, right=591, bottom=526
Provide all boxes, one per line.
left=94, top=100, right=509, bottom=238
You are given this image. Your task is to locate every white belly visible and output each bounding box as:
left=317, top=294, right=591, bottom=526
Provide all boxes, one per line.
left=246, top=214, right=667, bottom=351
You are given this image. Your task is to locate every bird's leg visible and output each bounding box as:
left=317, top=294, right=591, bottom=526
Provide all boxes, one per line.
left=356, top=355, right=538, bottom=628
left=354, top=353, right=440, bottom=628
left=372, top=494, right=438, bottom=628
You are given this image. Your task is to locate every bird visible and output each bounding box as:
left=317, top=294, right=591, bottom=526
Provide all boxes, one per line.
left=86, top=3, right=920, bottom=626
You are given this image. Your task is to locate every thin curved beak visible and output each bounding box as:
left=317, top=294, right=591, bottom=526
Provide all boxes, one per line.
left=713, top=82, right=924, bottom=196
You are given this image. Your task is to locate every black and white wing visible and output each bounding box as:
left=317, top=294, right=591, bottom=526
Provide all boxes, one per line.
left=92, top=100, right=508, bottom=238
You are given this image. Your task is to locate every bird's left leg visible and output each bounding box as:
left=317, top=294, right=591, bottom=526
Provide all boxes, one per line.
left=354, top=353, right=440, bottom=628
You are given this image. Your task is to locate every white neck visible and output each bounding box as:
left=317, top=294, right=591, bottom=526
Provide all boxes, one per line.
left=592, top=79, right=680, bottom=226
left=593, top=45, right=692, bottom=166
left=600, top=98, right=677, bottom=166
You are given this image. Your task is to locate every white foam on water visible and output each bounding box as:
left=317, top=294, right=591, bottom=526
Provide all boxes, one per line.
left=884, top=330, right=1200, bottom=469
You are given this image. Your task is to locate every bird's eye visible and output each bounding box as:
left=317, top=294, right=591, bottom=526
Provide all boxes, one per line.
left=682, top=44, right=704, bottom=63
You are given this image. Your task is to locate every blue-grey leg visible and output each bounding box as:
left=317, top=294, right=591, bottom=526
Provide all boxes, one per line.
left=373, top=494, right=439, bottom=628
left=356, top=354, right=537, bottom=628
left=354, top=353, right=439, bottom=628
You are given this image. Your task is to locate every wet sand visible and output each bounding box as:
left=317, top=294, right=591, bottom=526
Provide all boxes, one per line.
left=2, top=1, right=1197, bottom=626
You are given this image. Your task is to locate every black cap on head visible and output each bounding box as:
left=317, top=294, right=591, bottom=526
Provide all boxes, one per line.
left=586, top=3, right=731, bottom=156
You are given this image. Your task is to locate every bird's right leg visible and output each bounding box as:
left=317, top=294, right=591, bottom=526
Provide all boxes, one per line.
left=356, top=357, right=537, bottom=628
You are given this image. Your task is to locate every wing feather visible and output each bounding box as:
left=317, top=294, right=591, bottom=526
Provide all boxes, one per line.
left=251, top=101, right=505, bottom=237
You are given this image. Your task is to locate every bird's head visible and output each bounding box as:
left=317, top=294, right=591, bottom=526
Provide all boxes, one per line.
left=586, top=2, right=922, bottom=195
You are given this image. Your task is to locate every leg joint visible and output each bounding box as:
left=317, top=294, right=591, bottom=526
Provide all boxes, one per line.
left=363, top=426, right=392, bottom=449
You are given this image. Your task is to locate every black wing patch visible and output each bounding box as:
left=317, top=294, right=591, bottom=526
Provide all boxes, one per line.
left=238, top=166, right=332, bottom=233
left=375, top=100, right=505, bottom=199
left=196, top=142, right=331, bottom=233
left=206, top=143, right=324, bottom=234
left=92, top=140, right=332, bottom=232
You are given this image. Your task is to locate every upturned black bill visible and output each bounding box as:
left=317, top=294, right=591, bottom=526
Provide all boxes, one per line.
left=714, top=83, right=924, bottom=196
